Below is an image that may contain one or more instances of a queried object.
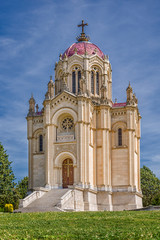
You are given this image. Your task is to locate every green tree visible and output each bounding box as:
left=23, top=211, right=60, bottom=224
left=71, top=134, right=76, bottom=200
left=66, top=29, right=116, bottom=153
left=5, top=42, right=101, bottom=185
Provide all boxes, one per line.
left=0, top=142, right=19, bottom=209
left=141, top=165, right=160, bottom=207
left=16, top=176, right=28, bottom=199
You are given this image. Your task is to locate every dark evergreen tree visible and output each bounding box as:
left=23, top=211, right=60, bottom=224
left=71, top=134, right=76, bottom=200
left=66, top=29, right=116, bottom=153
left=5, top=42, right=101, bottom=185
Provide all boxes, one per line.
left=141, top=165, right=160, bottom=207
left=0, top=142, right=19, bottom=209
left=16, top=176, right=28, bottom=199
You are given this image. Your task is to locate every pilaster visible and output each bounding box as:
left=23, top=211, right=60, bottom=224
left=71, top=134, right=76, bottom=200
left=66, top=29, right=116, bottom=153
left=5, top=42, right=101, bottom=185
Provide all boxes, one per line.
left=43, top=101, right=51, bottom=188
left=27, top=117, right=33, bottom=189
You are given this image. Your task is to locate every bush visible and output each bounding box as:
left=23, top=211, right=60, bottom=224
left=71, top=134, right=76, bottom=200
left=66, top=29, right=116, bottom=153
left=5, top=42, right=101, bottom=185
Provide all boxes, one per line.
left=0, top=192, right=19, bottom=209
left=4, top=204, right=13, bottom=213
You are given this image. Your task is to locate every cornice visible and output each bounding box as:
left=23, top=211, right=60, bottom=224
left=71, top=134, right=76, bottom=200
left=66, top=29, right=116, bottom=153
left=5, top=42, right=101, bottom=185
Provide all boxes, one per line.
left=77, top=120, right=90, bottom=125
left=54, top=141, right=76, bottom=145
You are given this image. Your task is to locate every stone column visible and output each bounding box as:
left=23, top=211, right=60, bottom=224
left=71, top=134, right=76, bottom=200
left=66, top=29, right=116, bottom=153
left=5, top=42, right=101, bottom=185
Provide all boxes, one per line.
left=137, top=115, right=141, bottom=191
left=78, top=99, right=83, bottom=186
left=79, top=122, right=84, bottom=185
left=27, top=118, right=33, bottom=189
left=44, top=102, right=51, bottom=188
left=84, top=55, right=89, bottom=91
left=28, top=138, right=33, bottom=189
left=127, top=109, right=135, bottom=188
left=45, top=125, right=50, bottom=188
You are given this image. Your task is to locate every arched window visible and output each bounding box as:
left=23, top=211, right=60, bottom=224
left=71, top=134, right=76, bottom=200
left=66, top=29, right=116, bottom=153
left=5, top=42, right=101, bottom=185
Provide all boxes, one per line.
left=72, top=67, right=82, bottom=94
left=91, top=67, right=100, bottom=95
left=78, top=71, right=81, bottom=93
left=91, top=71, right=94, bottom=94
left=96, top=72, right=99, bottom=95
left=72, top=71, right=76, bottom=94
left=39, top=135, right=43, bottom=152
left=118, top=128, right=122, bottom=146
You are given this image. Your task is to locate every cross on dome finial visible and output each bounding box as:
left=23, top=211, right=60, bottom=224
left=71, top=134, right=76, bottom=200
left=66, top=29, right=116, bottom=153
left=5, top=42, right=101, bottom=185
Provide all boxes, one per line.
left=78, top=20, right=88, bottom=34
left=76, top=20, right=90, bottom=42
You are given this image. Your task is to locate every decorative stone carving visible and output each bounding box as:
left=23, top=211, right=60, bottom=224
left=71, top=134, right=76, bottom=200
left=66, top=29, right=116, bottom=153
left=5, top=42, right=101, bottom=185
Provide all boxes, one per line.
left=55, top=143, right=77, bottom=157
left=57, top=135, right=75, bottom=142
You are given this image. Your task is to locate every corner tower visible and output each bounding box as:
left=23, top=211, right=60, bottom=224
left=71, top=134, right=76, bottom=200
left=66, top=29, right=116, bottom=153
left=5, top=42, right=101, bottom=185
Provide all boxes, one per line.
left=26, top=20, right=142, bottom=211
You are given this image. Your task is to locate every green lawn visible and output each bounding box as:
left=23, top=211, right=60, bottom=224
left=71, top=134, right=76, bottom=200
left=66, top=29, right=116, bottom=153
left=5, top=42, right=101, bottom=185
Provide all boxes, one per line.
left=0, top=211, right=160, bottom=239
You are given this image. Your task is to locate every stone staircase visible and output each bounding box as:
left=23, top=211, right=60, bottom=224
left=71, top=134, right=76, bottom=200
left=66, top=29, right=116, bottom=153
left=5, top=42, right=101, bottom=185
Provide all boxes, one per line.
left=18, top=189, right=70, bottom=213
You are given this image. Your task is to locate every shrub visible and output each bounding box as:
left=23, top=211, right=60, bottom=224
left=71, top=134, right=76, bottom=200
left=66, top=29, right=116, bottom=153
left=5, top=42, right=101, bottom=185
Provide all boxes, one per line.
left=4, top=204, right=13, bottom=213
left=0, top=192, right=19, bottom=209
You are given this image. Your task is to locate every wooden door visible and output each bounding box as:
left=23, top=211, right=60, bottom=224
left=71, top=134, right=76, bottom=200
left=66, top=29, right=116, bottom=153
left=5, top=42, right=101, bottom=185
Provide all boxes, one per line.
left=62, top=159, right=73, bottom=188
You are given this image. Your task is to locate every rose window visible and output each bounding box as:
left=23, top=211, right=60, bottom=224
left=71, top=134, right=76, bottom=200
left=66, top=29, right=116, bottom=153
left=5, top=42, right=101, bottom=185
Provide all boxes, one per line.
left=61, top=118, right=74, bottom=132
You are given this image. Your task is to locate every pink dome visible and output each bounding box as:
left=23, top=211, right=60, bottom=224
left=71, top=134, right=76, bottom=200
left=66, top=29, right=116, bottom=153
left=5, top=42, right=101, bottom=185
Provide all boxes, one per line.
left=62, top=42, right=104, bottom=59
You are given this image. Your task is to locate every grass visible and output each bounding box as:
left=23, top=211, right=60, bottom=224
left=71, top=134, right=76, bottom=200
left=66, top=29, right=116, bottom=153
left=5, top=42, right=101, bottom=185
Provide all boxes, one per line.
left=0, top=207, right=4, bottom=212
left=0, top=211, right=160, bottom=239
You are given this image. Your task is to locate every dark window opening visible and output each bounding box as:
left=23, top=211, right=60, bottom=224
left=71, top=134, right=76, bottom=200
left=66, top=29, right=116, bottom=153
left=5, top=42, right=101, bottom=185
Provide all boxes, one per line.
left=96, top=72, right=99, bottom=95
left=39, top=135, right=43, bottom=152
left=118, top=128, right=122, bottom=146
left=72, top=71, right=76, bottom=94
left=78, top=71, right=81, bottom=93
left=91, top=71, right=94, bottom=94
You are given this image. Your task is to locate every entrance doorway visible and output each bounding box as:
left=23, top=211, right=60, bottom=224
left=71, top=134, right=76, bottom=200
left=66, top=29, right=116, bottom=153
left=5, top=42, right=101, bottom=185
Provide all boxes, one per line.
left=62, top=158, right=74, bottom=188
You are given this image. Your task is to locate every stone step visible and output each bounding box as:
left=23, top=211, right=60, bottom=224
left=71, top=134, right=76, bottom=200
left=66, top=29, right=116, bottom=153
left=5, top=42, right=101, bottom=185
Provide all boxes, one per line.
left=18, top=189, right=69, bottom=213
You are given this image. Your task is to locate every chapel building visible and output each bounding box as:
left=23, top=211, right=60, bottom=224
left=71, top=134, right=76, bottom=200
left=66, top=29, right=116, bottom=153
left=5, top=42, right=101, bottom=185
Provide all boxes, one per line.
left=26, top=21, right=143, bottom=211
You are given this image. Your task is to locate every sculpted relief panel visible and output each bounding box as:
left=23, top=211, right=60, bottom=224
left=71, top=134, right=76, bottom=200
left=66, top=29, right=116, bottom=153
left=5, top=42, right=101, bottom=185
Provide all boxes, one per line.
left=54, top=143, right=77, bottom=157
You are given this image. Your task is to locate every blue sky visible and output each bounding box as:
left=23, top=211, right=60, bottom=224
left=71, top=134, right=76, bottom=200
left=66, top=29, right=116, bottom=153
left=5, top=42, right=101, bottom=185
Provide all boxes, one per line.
left=0, top=0, right=160, bottom=181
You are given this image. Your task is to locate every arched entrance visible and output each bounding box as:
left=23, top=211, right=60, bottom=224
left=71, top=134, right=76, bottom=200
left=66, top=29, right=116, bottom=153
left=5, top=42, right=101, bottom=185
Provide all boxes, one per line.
left=62, top=158, right=74, bottom=188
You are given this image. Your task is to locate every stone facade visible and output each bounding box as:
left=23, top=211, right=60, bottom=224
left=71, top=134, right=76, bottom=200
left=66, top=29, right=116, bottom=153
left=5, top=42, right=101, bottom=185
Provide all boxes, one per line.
left=26, top=22, right=143, bottom=210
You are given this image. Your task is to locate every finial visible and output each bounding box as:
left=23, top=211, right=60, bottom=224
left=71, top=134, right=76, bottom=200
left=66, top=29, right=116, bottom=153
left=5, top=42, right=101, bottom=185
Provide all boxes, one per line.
left=104, top=55, right=109, bottom=61
left=59, top=53, right=62, bottom=60
left=85, top=50, right=88, bottom=56
left=63, top=53, right=67, bottom=60
left=126, top=81, right=132, bottom=91
left=76, top=20, right=90, bottom=42
left=74, top=48, right=77, bottom=54
left=115, top=98, right=117, bottom=103
left=30, top=93, right=35, bottom=102
left=50, top=75, right=52, bottom=81
left=78, top=20, right=88, bottom=34
left=36, top=104, right=39, bottom=113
